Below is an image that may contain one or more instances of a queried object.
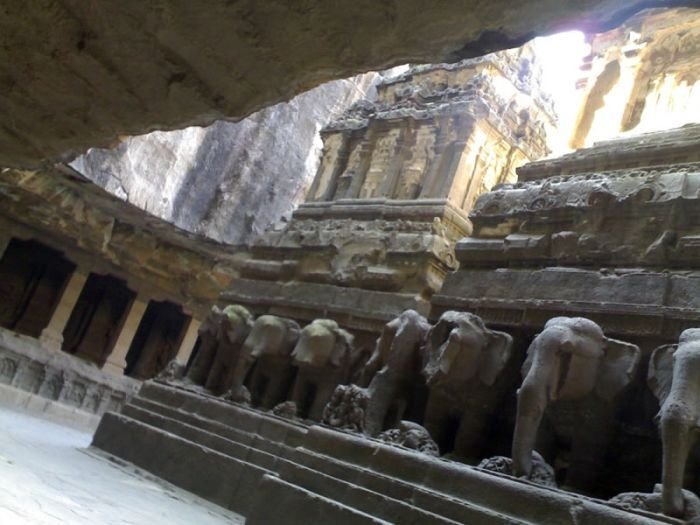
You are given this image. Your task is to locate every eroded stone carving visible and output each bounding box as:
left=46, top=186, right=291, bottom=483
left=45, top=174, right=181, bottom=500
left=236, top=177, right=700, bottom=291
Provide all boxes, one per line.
left=610, top=484, right=700, bottom=523
left=205, top=305, right=254, bottom=395
left=422, top=310, right=513, bottom=460
left=227, top=314, right=300, bottom=409
left=478, top=452, right=556, bottom=487
left=377, top=420, right=439, bottom=457
left=512, top=317, right=641, bottom=491
left=648, top=328, right=700, bottom=518
left=289, top=319, right=356, bottom=420
left=363, top=310, right=431, bottom=436
left=157, top=359, right=186, bottom=382
left=321, top=384, right=369, bottom=433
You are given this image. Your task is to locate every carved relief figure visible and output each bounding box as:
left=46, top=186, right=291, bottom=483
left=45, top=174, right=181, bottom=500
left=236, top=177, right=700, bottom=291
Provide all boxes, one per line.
left=422, top=311, right=513, bottom=460
left=395, top=126, right=435, bottom=200
left=333, top=143, right=363, bottom=200
left=648, top=328, right=700, bottom=518
left=288, top=319, right=356, bottom=420
left=512, top=317, right=640, bottom=490
left=359, top=130, right=400, bottom=199
left=228, top=314, right=300, bottom=409
left=204, top=305, right=254, bottom=395
left=363, top=309, right=431, bottom=435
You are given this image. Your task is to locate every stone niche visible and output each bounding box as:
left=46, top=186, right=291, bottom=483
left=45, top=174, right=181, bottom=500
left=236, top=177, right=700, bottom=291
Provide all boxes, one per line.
left=227, top=44, right=555, bottom=334
left=571, top=7, right=700, bottom=149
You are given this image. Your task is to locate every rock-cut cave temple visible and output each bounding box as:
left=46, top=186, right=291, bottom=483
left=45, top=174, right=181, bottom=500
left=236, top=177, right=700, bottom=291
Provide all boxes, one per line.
left=2, top=3, right=700, bottom=524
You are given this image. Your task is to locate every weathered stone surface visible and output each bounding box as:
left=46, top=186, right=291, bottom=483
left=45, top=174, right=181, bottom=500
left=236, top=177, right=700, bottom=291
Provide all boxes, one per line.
left=229, top=45, right=554, bottom=326
left=72, top=74, right=380, bottom=245
left=570, top=8, right=700, bottom=149
left=0, top=326, right=139, bottom=418
left=435, top=126, right=700, bottom=340
left=93, top=382, right=677, bottom=524
left=0, top=165, right=245, bottom=315
left=1, top=0, right=689, bottom=167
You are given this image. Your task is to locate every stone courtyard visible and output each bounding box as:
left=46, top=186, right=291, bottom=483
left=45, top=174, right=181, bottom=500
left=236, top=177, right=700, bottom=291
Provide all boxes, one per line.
left=0, top=405, right=243, bottom=525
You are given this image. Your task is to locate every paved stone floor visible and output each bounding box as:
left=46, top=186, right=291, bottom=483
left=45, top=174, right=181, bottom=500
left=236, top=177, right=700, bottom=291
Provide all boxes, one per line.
left=0, top=406, right=245, bottom=525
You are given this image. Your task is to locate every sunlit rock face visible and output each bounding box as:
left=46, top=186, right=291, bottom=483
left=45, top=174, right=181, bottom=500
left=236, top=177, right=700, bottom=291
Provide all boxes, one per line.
left=72, top=75, right=380, bottom=245
left=571, top=7, right=700, bottom=149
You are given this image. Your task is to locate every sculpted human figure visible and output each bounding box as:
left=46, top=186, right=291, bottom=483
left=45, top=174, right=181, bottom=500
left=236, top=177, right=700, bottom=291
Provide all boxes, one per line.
left=363, top=309, right=431, bottom=436
left=648, top=328, right=700, bottom=518
left=227, top=314, right=300, bottom=409
left=512, top=317, right=640, bottom=490
left=422, top=311, right=513, bottom=460
left=288, top=318, right=356, bottom=420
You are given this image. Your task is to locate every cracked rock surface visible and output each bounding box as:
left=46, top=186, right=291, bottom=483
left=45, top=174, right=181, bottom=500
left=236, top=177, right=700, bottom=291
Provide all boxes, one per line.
left=1, top=0, right=694, bottom=167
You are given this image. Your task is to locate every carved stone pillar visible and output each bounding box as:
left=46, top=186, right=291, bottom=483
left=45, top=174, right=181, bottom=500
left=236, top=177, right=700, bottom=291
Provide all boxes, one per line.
left=102, top=294, right=149, bottom=376
left=174, top=317, right=201, bottom=365
left=39, top=269, right=88, bottom=351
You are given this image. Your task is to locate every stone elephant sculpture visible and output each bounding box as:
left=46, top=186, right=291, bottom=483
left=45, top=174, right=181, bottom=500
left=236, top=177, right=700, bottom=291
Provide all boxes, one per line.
left=203, top=305, right=254, bottom=395
left=512, top=317, right=640, bottom=490
left=648, top=328, right=700, bottom=518
left=289, top=319, right=356, bottom=420
left=186, top=305, right=226, bottom=385
left=422, top=311, right=513, bottom=460
left=363, top=309, right=431, bottom=436
left=228, top=314, right=300, bottom=409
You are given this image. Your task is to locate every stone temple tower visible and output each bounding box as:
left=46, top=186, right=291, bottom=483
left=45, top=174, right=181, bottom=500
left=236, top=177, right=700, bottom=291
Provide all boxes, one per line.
left=226, top=44, right=556, bottom=337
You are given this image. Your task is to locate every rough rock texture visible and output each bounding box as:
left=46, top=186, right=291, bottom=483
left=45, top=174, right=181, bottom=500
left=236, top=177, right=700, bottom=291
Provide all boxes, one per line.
left=478, top=453, right=557, bottom=488
left=227, top=46, right=554, bottom=329
left=72, top=74, right=380, bottom=244
left=0, top=326, right=139, bottom=418
left=571, top=7, right=700, bottom=149
left=0, top=165, right=245, bottom=316
left=1, top=1, right=695, bottom=167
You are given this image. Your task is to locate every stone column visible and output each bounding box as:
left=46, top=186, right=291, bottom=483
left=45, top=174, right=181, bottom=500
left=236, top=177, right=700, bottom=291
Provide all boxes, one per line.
left=174, top=317, right=202, bottom=365
left=39, top=269, right=88, bottom=351
left=102, top=294, right=149, bottom=376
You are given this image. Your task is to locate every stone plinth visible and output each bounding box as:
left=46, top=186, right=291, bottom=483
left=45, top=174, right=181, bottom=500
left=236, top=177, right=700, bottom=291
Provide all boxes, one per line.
left=434, top=124, right=700, bottom=342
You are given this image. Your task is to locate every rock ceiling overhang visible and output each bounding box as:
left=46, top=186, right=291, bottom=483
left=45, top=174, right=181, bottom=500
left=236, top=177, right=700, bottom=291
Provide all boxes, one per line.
left=1, top=1, right=697, bottom=168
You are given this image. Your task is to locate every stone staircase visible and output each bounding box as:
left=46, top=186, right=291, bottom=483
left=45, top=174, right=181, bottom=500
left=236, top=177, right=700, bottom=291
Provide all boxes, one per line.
left=92, top=382, right=679, bottom=525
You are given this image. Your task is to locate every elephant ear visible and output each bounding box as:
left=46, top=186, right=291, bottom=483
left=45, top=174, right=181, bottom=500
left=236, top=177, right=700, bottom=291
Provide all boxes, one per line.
left=647, top=344, right=677, bottom=405
left=594, top=338, right=641, bottom=402
left=329, top=328, right=355, bottom=367
left=479, top=330, right=513, bottom=386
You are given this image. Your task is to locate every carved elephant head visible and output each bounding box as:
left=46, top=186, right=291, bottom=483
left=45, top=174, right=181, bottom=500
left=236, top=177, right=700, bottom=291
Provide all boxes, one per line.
left=423, top=310, right=513, bottom=388
left=364, top=309, right=432, bottom=383
left=219, top=304, right=254, bottom=345
left=648, top=328, right=700, bottom=518
left=512, top=316, right=640, bottom=478
left=292, top=319, right=355, bottom=368
left=228, top=314, right=300, bottom=396
left=364, top=309, right=431, bottom=435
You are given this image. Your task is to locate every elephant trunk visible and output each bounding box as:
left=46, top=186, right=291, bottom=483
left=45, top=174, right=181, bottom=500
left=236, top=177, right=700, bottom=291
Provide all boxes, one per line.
left=229, top=345, right=255, bottom=394
left=512, top=378, right=547, bottom=478
left=660, top=399, right=694, bottom=518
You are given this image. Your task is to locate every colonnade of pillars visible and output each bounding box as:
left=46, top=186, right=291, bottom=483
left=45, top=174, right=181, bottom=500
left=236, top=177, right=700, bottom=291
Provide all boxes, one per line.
left=0, top=235, right=202, bottom=379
